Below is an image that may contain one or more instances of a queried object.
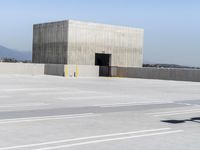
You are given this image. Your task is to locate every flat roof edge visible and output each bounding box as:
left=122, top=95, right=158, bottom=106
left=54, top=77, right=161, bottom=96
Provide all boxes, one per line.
left=68, top=19, right=144, bottom=31
left=33, top=19, right=144, bottom=31
left=33, top=20, right=69, bottom=26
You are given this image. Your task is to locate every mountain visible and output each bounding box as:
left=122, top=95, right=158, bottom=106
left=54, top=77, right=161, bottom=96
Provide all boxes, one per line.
left=0, top=45, right=31, bottom=61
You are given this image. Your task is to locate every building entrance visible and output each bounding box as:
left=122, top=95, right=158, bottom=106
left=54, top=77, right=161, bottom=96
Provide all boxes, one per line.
left=95, top=53, right=111, bottom=76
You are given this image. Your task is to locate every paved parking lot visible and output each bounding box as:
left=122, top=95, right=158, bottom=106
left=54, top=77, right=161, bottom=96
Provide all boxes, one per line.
left=0, top=75, right=200, bottom=150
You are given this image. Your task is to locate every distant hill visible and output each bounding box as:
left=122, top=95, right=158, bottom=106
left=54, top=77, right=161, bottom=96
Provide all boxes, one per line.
left=0, top=45, right=31, bottom=61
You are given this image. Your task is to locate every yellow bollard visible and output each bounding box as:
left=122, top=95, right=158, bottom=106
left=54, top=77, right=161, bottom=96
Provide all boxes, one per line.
left=65, top=65, right=68, bottom=78
left=76, top=65, right=79, bottom=78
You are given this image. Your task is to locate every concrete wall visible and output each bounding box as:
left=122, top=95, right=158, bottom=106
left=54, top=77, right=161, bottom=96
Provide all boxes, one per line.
left=33, top=20, right=144, bottom=67
left=65, top=65, right=99, bottom=77
left=111, top=67, right=200, bottom=82
left=0, top=63, right=44, bottom=75
left=33, top=21, right=68, bottom=64
left=1, top=63, right=200, bottom=82
left=44, top=64, right=65, bottom=76
left=0, top=63, right=99, bottom=77
left=67, top=20, right=144, bottom=67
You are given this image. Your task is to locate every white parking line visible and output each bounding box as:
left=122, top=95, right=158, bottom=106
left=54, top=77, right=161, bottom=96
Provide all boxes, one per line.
left=29, top=91, right=98, bottom=96
left=34, top=130, right=183, bottom=150
left=0, top=96, right=11, bottom=98
left=147, top=109, right=200, bottom=117
left=0, top=113, right=99, bottom=124
left=175, top=102, right=193, bottom=106
left=0, top=128, right=173, bottom=150
left=0, top=103, right=48, bottom=108
left=2, top=88, right=58, bottom=92
left=97, top=101, right=173, bottom=108
left=154, top=110, right=200, bottom=117
left=147, top=108, right=200, bottom=115
left=58, top=95, right=130, bottom=100
left=1, top=88, right=81, bottom=92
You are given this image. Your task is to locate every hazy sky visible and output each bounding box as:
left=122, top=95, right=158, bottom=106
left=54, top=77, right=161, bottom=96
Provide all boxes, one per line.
left=0, top=0, right=199, bottom=66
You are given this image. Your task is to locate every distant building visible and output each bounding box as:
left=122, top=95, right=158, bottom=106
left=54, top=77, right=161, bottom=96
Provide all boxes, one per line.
left=32, top=20, right=144, bottom=68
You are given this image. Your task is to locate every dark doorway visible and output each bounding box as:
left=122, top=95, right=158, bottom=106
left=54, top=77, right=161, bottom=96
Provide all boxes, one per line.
left=95, top=53, right=111, bottom=76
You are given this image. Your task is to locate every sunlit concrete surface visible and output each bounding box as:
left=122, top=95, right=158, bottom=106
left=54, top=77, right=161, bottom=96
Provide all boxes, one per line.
left=0, top=75, right=200, bottom=149
left=33, top=20, right=144, bottom=67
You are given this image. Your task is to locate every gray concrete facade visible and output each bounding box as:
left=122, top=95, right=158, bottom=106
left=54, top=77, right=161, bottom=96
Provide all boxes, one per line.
left=33, top=20, right=144, bottom=67
left=33, top=21, right=68, bottom=64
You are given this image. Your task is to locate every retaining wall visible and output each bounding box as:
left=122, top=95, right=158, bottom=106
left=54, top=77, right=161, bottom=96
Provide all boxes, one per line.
left=111, top=67, right=200, bottom=82
left=44, top=64, right=65, bottom=76
left=0, top=63, right=99, bottom=77
left=65, top=65, right=99, bottom=77
left=0, top=63, right=45, bottom=75
left=1, top=63, right=199, bottom=82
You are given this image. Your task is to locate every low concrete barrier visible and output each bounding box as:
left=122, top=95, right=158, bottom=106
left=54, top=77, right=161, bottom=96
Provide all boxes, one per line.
left=65, top=65, right=99, bottom=77
left=0, top=63, right=44, bottom=75
left=111, top=67, right=200, bottom=82
left=0, top=63, right=99, bottom=77
left=3, top=63, right=199, bottom=82
left=44, top=64, right=65, bottom=76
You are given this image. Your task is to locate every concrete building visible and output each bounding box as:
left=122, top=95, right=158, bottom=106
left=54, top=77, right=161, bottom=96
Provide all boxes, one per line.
left=32, top=20, right=144, bottom=68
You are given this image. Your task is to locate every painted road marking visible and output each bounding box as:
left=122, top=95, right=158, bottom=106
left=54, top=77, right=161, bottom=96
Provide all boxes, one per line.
left=154, top=110, right=200, bottom=117
left=29, top=91, right=99, bottom=96
left=2, top=88, right=81, bottom=92
left=34, top=130, right=183, bottom=150
left=175, top=102, right=200, bottom=107
left=0, top=103, right=47, bottom=108
left=58, top=95, right=130, bottom=100
left=0, top=96, right=11, bottom=98
left=2, top=88, right=58, bottom=92
left=0, top=113, right=99, bottom=124
left=147, top=108, right=200, bottom=115
left=0, top=128, right=175, bottom=150
left=147, top=109, right=200, bottom=117
left=175, top=102, right=193, bottom=106
left=97, top=101, right=173, bottom=108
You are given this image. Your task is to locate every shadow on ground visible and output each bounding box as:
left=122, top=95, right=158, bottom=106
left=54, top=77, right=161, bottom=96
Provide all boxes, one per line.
left=162, top=117, right=200, bottom=124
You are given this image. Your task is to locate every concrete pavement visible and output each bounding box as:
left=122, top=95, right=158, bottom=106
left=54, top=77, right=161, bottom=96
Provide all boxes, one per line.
left=0, top=75, right=200, bottom=150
